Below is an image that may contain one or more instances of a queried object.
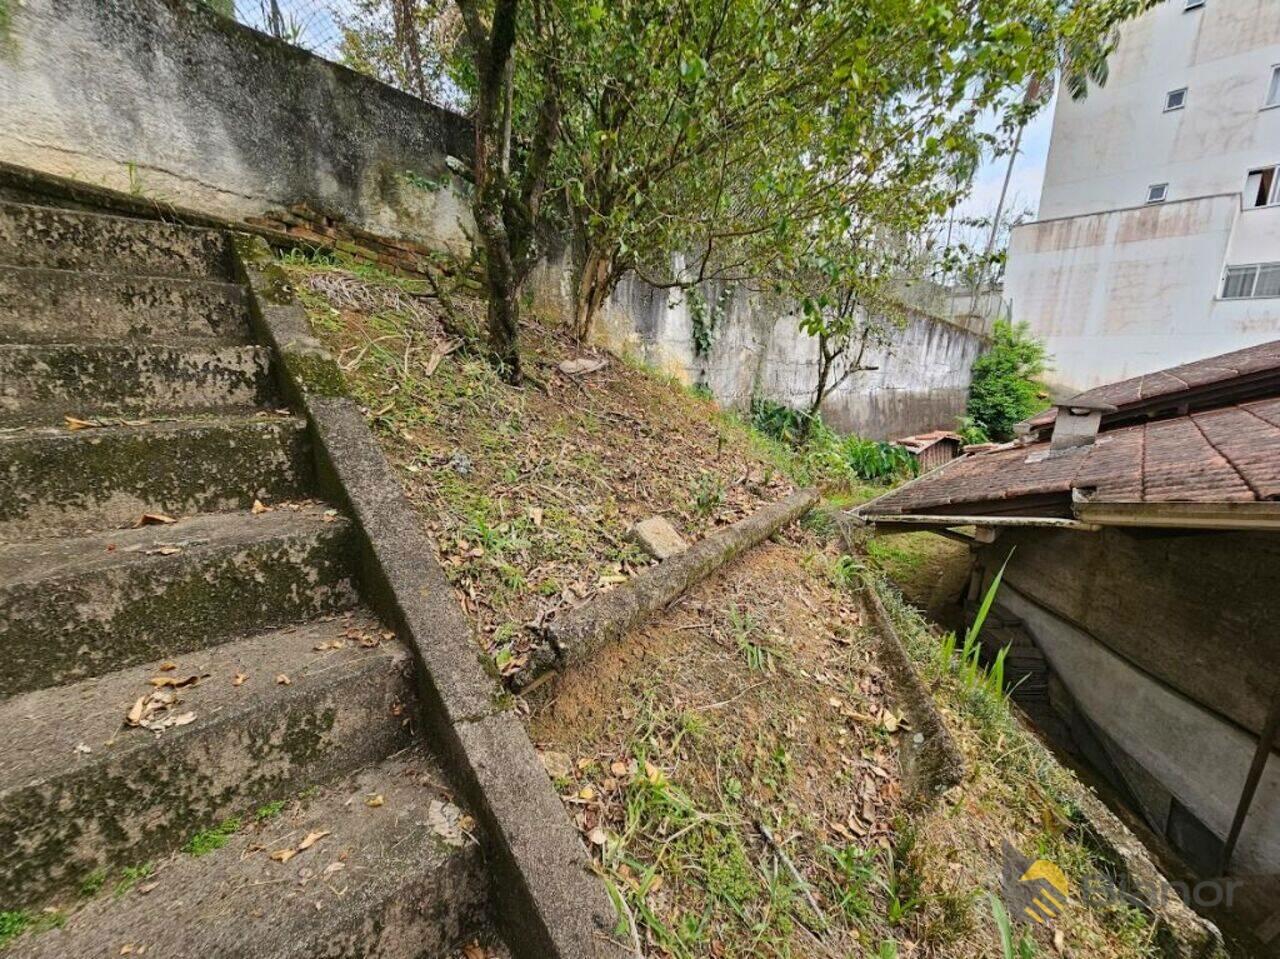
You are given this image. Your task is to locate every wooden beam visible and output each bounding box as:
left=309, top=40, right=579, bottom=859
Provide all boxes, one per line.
left=1074, top=501, right=1280, bottom=532
left=1219, top=685, right=1280, bottom=875
left=860, top=513, right=1101, bottom=533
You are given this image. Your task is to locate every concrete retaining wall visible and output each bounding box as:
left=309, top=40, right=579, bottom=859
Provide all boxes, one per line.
left=0, top=0, right=473, bottom=251
left=530, top=253, right=990, bottom=441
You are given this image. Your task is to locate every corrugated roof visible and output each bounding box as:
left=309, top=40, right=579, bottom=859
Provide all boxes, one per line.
left=1024, top=339, right=1280, bottom=430
left=866, top=396, right=1280, bottom=516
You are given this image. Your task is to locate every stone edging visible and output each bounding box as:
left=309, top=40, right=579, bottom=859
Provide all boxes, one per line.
left=514, top=488, right=819, bottom=688
left=233, top=235, right=629, bottom=959
left=859, top=576, right=967, bottom=802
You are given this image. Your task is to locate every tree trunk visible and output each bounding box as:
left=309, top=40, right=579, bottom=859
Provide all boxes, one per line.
left=474, top=195, right=522, bottom=382
left=805, top=335, right=833, bottom=434
left=573, top=247, right=613, bottom=342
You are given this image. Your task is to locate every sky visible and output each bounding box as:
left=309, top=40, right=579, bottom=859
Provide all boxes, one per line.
left=956, top=94, right=1057, bottom=224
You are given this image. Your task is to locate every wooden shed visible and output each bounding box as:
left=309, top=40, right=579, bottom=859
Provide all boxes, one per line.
left=893, top=430, right=963, bottom=472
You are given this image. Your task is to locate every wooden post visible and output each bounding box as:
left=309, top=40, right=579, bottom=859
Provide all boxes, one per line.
left=1218, top=684, right=1280, bottom=875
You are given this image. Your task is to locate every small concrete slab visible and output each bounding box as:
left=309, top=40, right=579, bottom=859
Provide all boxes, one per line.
left=630, top=516, right=688, bottom=560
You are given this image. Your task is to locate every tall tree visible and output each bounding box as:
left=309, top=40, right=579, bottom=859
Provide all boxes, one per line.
left=442, top=0, right=1158, bottom=379
left=452, top=0, right=561, bottom=382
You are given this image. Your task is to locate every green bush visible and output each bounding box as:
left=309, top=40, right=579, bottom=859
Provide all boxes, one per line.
left=749, top=397, right=916, bottom=485
left=965, top=321, right=1050, bottom=441
left=750, top=397, right=813, bottom=446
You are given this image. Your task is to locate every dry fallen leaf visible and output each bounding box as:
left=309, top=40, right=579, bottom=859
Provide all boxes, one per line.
left=276, top=674, right=292, bottom=686
left=365, top=794, right=384, bottom=808
left=134, top=512, right=177, bottom=527
left=270, top=830, right=330, bottom=864
left=251, top=499, right=272, bottom=515
left=297, top=830, right=330, bottom=851
left=159, top=662, right=177, bottom=672
left=232, top=673, right=248, bottom=686
left=587, top=827, right=607, bottom=846
left=149, top=674, right=202, bottom=689
left=65, top=415, right=98, bottom=431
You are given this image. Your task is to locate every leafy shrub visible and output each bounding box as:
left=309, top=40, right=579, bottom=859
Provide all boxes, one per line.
left=750, top=397, right=813, bottom=446
left=954, top=415, right=989, bottom=446
left=965, top=320, right=1050, bottom=441
left=749, top=397, right=916, bottom=485
left=841, top=437, right=919, bottom=483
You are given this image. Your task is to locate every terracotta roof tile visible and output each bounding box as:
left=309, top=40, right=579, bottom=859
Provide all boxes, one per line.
left=865, top=400, right=1280, bottom=516
left=1025, top=338, right=1280, bottom=429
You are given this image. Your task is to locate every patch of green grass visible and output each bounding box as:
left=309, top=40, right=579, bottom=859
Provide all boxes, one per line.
left=0, top=910, right=30, bottom=947
left=255, top=800, right=286, bottom=821
left=0, top=907, right=64, bottom=946
left=78, top=867, right=107, bottom=897
left=114, top=862, right=154, bottom=898
left=183, top=817, right=240, bottom=857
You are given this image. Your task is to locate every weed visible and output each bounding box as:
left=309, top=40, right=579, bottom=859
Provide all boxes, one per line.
left=256, top=800, right=286, bottom=821
left=184, top=817, right=240, bottom=857
left=990, top=893, right=1038, bottom=958
left=725, top=605, right=772, bottom=671
left=690, top=473, right=725, bottom=517
left=822, top=844, right=877, bottom=921
left=0, top=911, right=29, bottom=947
left=79, top=867, right=106, bottom=897
left=114, top=862, right=154, bottom=897
left=828, top=554, right=864, bottom=590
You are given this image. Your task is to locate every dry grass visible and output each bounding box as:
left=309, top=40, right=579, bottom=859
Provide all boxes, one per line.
left=289, top=253, right=1160, bottom=959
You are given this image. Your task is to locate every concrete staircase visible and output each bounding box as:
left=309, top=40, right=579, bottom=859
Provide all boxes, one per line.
left=0, top=201, right=501, bottom=956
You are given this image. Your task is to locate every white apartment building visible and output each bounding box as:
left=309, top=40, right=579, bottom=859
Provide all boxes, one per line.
left=1004, top=0, right=1280, bottom=395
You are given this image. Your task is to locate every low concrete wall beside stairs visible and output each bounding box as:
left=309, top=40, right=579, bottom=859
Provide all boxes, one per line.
left=235, top=236, right=629, bottom=958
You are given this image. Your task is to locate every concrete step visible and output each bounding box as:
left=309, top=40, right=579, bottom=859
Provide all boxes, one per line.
left=0, top=610, right=417, bottom=907
left=0, top=506, right=358, bottom=696
left=0, top=414, right=311, bottom=539
left=0, top=343, right=275, bottom=426
left=0, top=266, right=251, bottom=344
left=8, top=745, right=494, bottom=959
left=0, top=201, right=234, bottom=279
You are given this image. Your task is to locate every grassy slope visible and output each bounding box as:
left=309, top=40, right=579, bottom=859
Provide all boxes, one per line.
left=289, top=254, right=1157, bottom=959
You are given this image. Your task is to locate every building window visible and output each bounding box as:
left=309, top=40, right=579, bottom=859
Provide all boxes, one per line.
left=1184, top=0, right=1205, bottom=9
left=1145, top=183, right=1169, bottom=204
left=1223, top=263, right=1280, bottom=299
left=1164, top=88, right=1187, bottom=111
left=1245, top=166, right=1280, bottom=207
left=1267, top=66, right=1280, bottom=108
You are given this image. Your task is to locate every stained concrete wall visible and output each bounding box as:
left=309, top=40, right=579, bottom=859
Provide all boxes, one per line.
left=531, top=253, right=991, bottom=441
left=1006, top=194, right=1280, bottom=394
left=1007, top=0, right=1280, bottom=396
left=0, top=0, right=473, bottom=251
left=975, top=527, right=1280, bottom=876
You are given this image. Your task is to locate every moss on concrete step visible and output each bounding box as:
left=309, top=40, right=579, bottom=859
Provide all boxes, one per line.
left=0, top=266, right=250, bottom=344
left=0, top=611, right=417, bottom=908
left=0, top=343, right=274, bottom=425
left=0, top=507, right=358, bottom=696
left=0, top=415, right=311, bottom=538
left=7, top=747, right=490, bottom=958
left=0, top=201, right=233, bottom=279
